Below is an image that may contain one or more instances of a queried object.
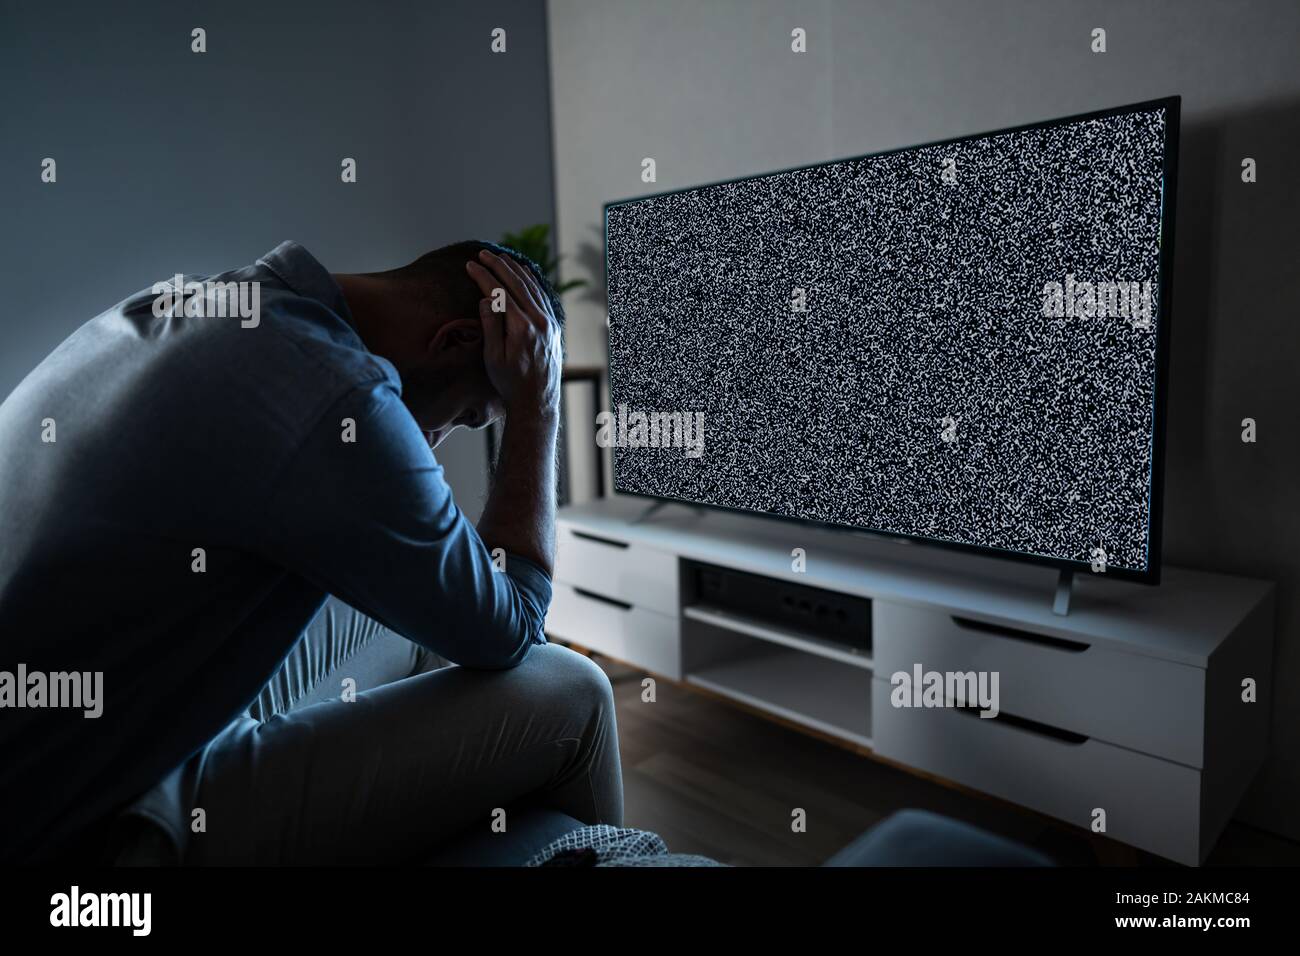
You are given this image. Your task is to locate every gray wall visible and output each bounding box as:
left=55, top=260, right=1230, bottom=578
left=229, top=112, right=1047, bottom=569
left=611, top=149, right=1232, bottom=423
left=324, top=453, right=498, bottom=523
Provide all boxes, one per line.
left=2, top=0, right=559, bottom=520
left=548, top=0, right=1300, bottom=840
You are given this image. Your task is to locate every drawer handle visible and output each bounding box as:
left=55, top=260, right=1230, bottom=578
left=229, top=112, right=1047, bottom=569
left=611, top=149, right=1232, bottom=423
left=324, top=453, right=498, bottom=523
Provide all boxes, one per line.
left=950, top=615, right=1089, bottom=652
left=572, top=587, right=633, bottom=611
left=955, top=705, right=1089, bottom=745
left=570, top=530, right=630, bottom=550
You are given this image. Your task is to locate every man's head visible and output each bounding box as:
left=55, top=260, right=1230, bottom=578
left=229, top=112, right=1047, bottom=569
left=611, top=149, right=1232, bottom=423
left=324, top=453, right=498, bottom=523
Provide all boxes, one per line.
left=334, top=241, right=565, bottom=448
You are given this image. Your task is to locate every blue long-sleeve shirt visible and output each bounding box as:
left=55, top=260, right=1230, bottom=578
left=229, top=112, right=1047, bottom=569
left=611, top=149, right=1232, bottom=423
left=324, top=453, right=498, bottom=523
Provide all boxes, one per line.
left=0, top=241, right=551, bottom=863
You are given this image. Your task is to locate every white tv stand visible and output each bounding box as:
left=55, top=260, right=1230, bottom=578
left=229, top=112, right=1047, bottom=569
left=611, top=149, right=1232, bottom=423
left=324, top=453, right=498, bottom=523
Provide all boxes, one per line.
left=544, top=497, right=1274, bottom=865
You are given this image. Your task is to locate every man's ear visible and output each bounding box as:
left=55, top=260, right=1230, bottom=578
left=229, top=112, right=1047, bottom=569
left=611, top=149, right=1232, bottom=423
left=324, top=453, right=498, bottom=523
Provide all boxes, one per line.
left=427, top=318, right=483, bottom=360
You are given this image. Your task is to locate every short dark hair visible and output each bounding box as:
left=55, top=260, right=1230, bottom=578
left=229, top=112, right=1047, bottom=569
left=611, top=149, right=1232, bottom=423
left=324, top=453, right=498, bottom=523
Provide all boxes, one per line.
left=395, top=240, right=566, bottom=329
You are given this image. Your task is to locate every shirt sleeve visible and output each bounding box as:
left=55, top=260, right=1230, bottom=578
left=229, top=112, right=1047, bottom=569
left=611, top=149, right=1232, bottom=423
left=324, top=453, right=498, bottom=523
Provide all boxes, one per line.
left=260, top=380, right=550, bottom=669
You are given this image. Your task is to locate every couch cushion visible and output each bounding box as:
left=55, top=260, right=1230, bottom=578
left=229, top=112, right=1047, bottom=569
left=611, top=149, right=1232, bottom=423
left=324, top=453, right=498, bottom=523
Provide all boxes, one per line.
left=824, top=809, right=1053, bottom=867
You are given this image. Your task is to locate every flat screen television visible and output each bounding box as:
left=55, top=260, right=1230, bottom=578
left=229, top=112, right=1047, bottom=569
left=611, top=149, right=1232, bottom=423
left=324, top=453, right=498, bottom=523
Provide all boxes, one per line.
left=603, top=97, right=1179, bottom=584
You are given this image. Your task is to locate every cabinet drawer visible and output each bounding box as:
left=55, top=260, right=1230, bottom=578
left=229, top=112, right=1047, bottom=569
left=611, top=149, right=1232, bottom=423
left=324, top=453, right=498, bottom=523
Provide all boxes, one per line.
left=873, top=600, right=1205, bottom=766
left=554, top=523, right=678, bottom=615
left=871, top=679, right=1202, bottom=864
left=546, top=583, right=681, bottom=679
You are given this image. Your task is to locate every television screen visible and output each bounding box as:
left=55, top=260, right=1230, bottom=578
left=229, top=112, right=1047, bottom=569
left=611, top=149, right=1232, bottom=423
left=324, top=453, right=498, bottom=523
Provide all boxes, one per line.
left=604, top=98, right=1177, bottom=583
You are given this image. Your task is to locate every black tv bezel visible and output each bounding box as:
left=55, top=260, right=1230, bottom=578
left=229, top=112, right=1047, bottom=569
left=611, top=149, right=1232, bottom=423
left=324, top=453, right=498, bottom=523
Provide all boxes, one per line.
left=601, top=96, right=1180, bottom=586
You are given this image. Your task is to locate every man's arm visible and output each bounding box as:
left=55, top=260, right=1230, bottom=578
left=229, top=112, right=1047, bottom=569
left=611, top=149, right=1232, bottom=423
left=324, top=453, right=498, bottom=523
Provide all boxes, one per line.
left=476, top=407, right=559, bottom=575
left=261, top=381, right=551, bottom=669
left=465, top=249, right=563, bottom=576
left=258, top=249, right=564, bottom=669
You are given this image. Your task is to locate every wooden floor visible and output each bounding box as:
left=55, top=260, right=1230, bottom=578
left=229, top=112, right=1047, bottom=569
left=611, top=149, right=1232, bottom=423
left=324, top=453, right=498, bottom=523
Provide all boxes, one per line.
left=591, top=656, right=1300, bottom=867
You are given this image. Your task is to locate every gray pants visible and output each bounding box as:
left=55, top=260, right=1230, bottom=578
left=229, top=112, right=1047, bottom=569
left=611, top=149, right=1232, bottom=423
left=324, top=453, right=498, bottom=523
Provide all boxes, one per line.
left=119, top=597, right=623, bottom=865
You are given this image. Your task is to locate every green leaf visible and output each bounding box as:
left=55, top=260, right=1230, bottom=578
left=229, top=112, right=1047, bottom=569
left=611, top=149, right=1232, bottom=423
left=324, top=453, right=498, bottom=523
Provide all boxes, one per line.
left=499, top=223, right=587, bottom=296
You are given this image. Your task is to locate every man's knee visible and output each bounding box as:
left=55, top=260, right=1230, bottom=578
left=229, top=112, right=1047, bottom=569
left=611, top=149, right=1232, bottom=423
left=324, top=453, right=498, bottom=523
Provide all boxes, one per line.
left=527, top=644, right=616, bottom=722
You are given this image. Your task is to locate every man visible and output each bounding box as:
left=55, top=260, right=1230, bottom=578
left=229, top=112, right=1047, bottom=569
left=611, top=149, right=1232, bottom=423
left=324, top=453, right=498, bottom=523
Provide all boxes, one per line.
left=0, top=240, right=622, bottom=864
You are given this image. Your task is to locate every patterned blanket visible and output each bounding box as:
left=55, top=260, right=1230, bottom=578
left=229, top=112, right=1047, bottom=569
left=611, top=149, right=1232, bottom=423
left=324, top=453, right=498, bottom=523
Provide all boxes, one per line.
left=526, top=825, right=727, bottom=867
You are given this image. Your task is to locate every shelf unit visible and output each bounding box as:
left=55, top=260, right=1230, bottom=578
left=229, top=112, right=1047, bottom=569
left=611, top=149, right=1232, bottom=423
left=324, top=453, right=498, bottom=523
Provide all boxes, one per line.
left=542, top=497, right=1276, bottom=865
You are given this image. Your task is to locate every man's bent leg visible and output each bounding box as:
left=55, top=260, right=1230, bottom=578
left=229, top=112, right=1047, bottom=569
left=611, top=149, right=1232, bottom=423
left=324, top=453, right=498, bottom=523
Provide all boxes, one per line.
left=110, top=597, right=452, bottom=864
left=185, top=643, right=622, bottom=865
left=248, top=595, right=448, bottom=721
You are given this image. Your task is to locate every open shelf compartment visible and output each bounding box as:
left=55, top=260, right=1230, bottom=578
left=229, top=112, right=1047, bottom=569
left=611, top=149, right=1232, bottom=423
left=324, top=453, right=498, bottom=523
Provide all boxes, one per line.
left=682, top=613, right=873, bottom=748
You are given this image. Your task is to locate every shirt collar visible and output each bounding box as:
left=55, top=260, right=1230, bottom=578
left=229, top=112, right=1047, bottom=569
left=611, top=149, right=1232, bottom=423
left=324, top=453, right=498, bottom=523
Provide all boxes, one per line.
left=257, top=241, right=355, bottom=326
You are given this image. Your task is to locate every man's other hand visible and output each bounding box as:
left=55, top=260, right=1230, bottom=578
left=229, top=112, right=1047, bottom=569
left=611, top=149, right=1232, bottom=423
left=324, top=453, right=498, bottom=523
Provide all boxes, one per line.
left=465, top=249, right=561, bottom=418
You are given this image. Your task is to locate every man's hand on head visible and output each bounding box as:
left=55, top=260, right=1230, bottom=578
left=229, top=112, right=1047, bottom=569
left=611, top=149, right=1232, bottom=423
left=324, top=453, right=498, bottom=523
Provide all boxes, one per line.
left=465, top=249, right=562, bottom=422
left=466, top=247, right=561, bottom=577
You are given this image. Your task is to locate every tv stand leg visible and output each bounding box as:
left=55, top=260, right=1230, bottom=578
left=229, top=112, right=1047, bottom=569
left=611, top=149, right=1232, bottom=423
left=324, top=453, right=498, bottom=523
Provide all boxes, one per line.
left=630, top=501, right=705, bottom=524
left=1052, top=569, right=1074, bottom=617
left=631, top=500, right=669, bottom=524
